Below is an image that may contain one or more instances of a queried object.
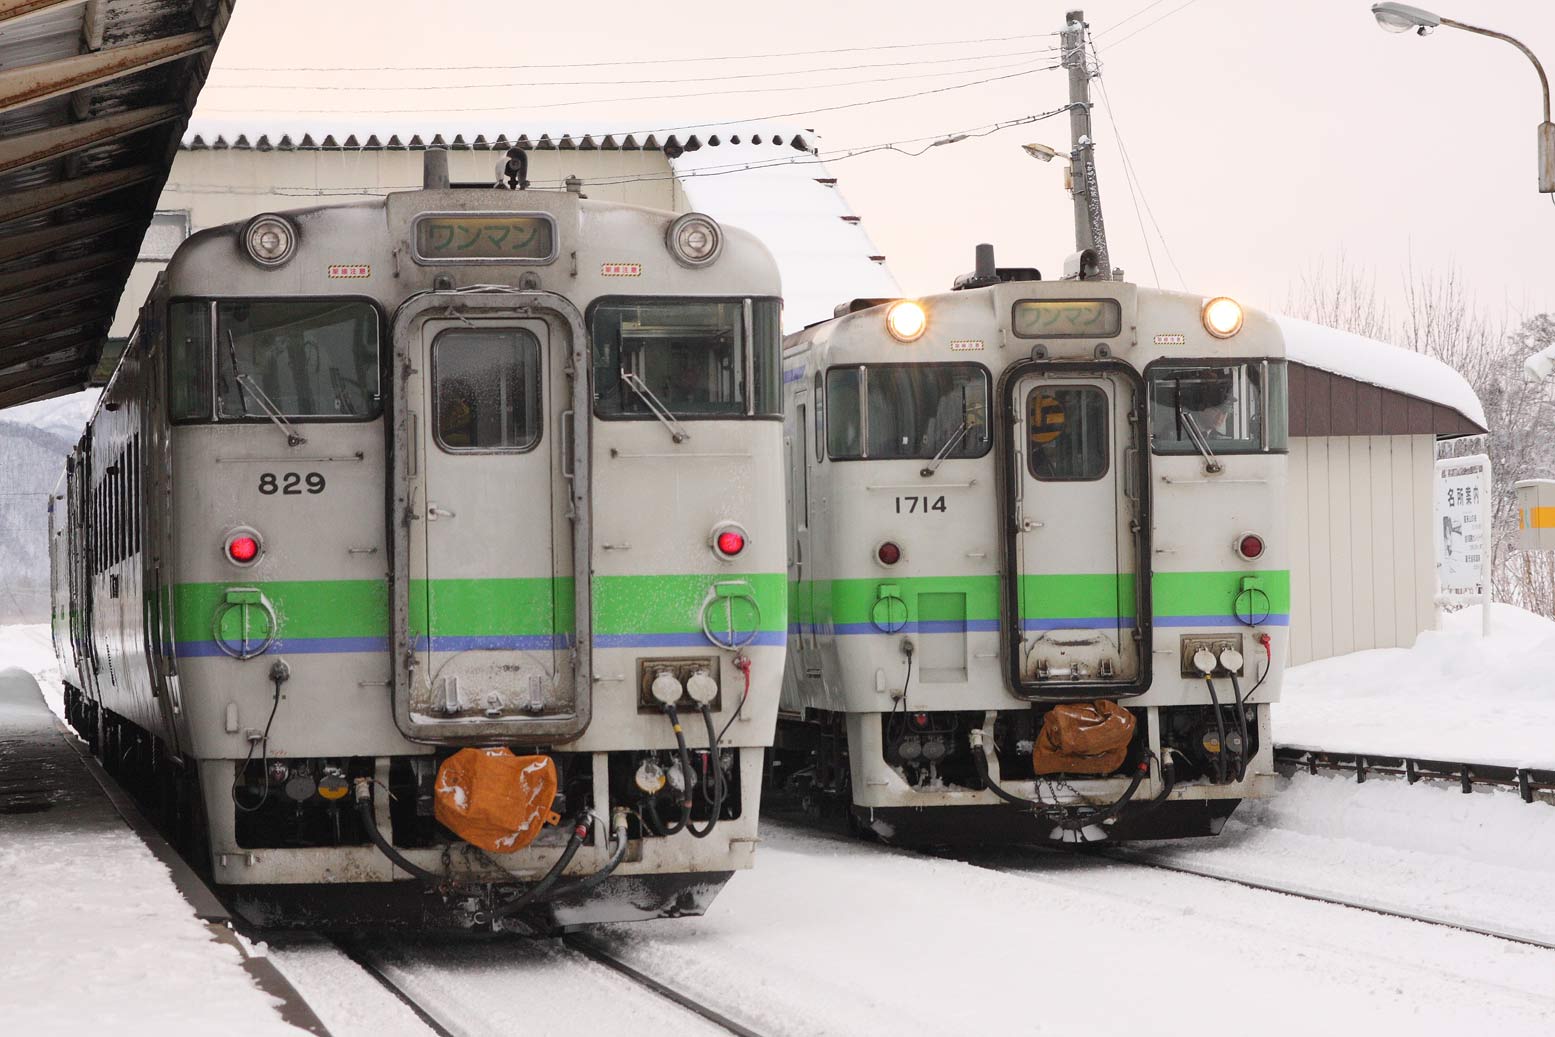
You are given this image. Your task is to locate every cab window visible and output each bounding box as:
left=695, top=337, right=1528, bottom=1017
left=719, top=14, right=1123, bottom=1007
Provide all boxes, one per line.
left=591, top=298, right=782, bottom=420
left=169, top=298, right=381, bottom=423
left=825, top=363, right=991, bottom=461
left=1149, top=360, right=1288, bottom=455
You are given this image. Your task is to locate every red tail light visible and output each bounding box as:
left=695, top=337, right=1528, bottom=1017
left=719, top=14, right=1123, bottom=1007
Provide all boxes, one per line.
left=710, top=522, right=749, bottom=560
left=877, top=541, right=901, bottom=566
left=225, top=530, right=262, bottom=565
left=716, top=530, right=745, bottom=556
left=1236, top=533, right=1266, bottom=561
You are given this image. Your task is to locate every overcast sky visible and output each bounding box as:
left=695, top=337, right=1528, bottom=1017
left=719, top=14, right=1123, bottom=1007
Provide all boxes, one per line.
left=198, top=0, right=1555, bottom=328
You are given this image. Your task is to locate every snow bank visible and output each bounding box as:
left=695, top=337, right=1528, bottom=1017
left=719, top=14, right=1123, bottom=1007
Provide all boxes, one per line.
left=1277, top=603, right=1555, bottom=767
left=1276, top=315, right=1487, bottom=429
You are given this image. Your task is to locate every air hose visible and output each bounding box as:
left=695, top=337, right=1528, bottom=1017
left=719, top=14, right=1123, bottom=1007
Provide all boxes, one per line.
left=969, top=730, right=1152, bottom=832
left=1203, top=675, right=1229, bottom=785
left=662, top=703, right=696, bottom=833
left=687, top=704, right=726, bottom=838
left=549, top=808, right=630, bottom=898
left=1228, top=674, right=1251, bottom=783
left=489, top=820, right=589, bottom=919
left=353, top=777, right=460, bottom=887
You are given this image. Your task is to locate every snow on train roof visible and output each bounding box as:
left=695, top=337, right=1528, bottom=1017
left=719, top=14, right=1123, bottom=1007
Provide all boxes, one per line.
left=670, top=145, right=900, bottom=332
left=1276, top=315, right=1487, bottom=430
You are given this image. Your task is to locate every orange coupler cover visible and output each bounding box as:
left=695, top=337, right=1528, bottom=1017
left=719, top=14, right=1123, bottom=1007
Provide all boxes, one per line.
left=433, top=748, right=561, bottom=853
left=1031, top=701, right=1136, bottom=776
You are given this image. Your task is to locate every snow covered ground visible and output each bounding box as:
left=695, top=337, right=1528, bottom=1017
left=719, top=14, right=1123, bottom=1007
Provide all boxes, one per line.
left=5, top=616, right=1554, bottom=1035
left=1277, top=603, right=1555, bottom=768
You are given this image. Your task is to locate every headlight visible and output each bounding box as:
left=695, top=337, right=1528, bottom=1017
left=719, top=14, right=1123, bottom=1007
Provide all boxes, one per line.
left=1201, top=296, right=1243, bottom=338
left=666, top=212, right=722, bottom=267
left=885, top=300, right=927, bottom=342
left=243, top=214, right=297, bottom=267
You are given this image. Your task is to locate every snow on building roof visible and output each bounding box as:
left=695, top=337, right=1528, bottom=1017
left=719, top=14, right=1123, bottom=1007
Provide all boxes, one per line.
left=670, top=144, right=898, bottom=333
left=1276, top=315, right=1487, bottom=431
left=180, top=117, right=816, bottom=155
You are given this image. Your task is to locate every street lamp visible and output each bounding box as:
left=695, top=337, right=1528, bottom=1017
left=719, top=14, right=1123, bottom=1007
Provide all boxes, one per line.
left=1023, top=142, right=1073, bottom=190
left=1370, top=3, right=1554, bottom=193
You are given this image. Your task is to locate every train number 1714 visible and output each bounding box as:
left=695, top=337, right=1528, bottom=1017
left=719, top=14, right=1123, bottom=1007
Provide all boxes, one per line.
left=894, top=495, right=947, bottom=514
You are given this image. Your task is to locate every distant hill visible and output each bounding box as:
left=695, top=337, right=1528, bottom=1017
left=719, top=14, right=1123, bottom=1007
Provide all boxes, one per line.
left=2, top=388, right=99, bottom=443
left=0, top=420, right=72, bottom=623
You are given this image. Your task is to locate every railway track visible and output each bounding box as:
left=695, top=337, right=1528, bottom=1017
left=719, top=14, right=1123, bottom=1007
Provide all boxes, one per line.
left=328, top=933, right=766, bottom=1037
left=1085, top=847, right=1555, bottom=952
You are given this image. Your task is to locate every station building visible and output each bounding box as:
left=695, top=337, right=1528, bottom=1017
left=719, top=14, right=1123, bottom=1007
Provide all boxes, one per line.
left=108, top=121, right=1486, bottom=667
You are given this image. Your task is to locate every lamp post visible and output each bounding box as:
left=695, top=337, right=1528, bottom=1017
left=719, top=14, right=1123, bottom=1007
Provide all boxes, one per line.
left=1371, top=3, right=1555, bottom=194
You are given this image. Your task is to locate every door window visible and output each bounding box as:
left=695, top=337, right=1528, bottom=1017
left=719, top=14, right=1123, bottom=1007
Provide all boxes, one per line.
left=432, top=328, right=543, bottom=452
left=1027, top=385, right=1109, bottom=481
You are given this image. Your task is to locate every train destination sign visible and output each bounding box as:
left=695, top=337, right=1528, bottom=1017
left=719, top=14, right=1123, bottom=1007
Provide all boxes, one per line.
left=413, top=213, right=557, bottom=263
left=1011, top=298, right=1122, bottom=338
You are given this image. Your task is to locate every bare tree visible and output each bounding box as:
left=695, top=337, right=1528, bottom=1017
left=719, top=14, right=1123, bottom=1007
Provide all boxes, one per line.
left=1289, top=256, right=1555, bottom=618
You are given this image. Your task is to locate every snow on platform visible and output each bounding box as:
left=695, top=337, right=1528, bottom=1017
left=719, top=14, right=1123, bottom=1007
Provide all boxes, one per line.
left=1277, top=604, right=1555, bottom=769
left=0, top=664, right=306, bottom=1035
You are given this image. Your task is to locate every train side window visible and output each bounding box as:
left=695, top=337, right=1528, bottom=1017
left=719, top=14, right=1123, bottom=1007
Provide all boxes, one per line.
left=825, top=363, right=991, bottom=462
left=1148, top=360, right=1288, bottom=455
left=1027, top=386, right=1109, bottom=481
left=432, top=328, right=542, bottom=452
left=168, top=301, right=212, bottom=422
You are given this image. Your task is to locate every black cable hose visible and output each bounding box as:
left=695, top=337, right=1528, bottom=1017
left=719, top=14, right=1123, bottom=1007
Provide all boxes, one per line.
left=663, top=704, right=695, bottom=832
left=1203, top=675, right=1229, bottom=785
left=354, top=793, right=455, bottom=886
left=231, top=674, right=283, bottom=813
left=687, top=704, right=725, bottom=839
left=489, top=822, right=587, bottom=919
left=1229, top=673, right=1251, bottom=782
left=970, top=736, right=1149, bottom=831
left=550, top=821, right=630, bottom=898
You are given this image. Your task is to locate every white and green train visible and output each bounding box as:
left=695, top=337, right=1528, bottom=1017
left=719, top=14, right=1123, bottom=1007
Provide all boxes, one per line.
left=49, top=155, right=787, bottom=929
left=773, top=247, right=1289, bottom=843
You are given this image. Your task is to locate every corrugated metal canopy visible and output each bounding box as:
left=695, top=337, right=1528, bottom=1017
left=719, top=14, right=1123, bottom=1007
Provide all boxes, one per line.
left=0, top=0, right=233, bottom=411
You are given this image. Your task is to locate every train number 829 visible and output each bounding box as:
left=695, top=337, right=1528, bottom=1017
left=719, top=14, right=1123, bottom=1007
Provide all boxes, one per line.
left=258, top=472, right=326, bottom=496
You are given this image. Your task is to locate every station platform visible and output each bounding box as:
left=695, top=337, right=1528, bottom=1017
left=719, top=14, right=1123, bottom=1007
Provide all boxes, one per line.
left=0, top=668, right=323, bottom=1035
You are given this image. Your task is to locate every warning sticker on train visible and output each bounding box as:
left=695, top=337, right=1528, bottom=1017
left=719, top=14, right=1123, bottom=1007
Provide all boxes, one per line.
left=1153, top=333, right=1186, bottom=345
left=602, top=262, right=642, bottom=277
left=328, top=264, right=371, bottom=279
left=950, top=340, right=985, bottom=351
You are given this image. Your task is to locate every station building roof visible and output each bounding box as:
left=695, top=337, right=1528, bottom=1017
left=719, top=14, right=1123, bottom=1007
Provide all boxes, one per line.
left=0, top=0, right=233, bottom=411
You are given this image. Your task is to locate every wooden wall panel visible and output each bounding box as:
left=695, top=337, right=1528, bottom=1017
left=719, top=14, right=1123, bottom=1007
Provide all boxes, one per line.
left=1347, top=436, right=1377, bottom=650
left=1368, top=435, right=1399, bottom=649
left=1326, top=437, right=1356, bottom=657
left=1306, top=437, right=1334, bottom=662
left=1288, top=439, right=1312, bottom=665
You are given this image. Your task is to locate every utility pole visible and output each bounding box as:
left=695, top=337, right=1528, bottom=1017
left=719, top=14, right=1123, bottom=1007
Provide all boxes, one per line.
left=1061, top=9, right=1111, bottom=277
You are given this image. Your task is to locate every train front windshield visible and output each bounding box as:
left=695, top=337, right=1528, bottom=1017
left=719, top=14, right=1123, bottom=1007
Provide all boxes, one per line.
left=169, top=299, right=381, bottom=422
left=591, top=298, right=782, bottom=419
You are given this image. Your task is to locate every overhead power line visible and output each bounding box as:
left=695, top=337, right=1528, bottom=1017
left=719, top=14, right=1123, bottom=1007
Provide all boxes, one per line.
left=201, top=61, right=1064, bottom=122
left=1093, top=0, right=1175, bottom=39
left=205, top=47, right=1060, bottom=91
left=219, top=32, right=1062, bottom=74
left=201, top=56, right=1055, bottom=114
left=1100, top=0, right=1207, bottom=50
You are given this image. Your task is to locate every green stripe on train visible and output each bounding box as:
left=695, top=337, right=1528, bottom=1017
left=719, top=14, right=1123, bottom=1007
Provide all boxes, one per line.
left=787, top=570, right=1290, bottom=624
left=171, top=572, right=786, bottom=641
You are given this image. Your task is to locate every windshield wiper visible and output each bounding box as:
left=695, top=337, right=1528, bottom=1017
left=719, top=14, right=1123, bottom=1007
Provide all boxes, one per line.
left=1180, top=412, right=1222, bottom=474
left=237, top=373, right=307, bottom=447
left=224, top=330, right=251, bottom=418
left=921, top=418, right=974, bottom=477
left=621, top=370, right=690, bottom=443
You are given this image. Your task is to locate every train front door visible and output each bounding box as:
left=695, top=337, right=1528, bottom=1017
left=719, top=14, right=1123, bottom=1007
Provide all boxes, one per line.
left=407, top=317, right=576, bottom=732
left=1007, top=365, right=1148, bottom=696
